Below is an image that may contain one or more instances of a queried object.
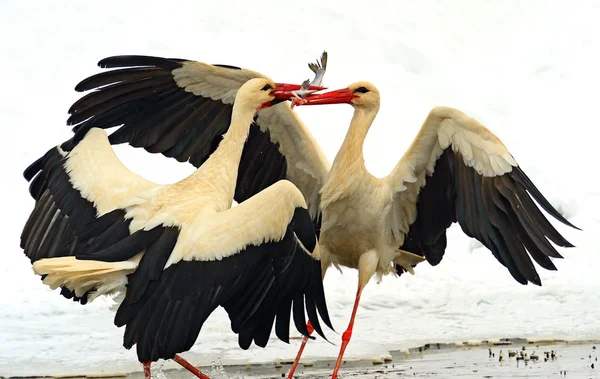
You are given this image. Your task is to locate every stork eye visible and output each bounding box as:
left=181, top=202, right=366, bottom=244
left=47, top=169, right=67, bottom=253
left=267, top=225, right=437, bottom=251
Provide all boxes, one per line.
left=354, top=86, right=369, bottom=94
left=261, top=84, right=273, bottom=91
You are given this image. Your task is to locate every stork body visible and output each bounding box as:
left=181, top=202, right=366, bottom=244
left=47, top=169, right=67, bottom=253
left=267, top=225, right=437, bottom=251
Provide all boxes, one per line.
left=22, top=78, right=333, bottom=378
left=41, top=55, right=578, bottom=379
left=318, top=111, right=400, bottom=283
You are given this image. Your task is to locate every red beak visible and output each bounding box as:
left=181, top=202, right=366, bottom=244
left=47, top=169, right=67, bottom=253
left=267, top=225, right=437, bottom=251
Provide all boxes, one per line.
left=260, top=83, right=328, bottom=109
left=294, top=88, right=357, bottom=106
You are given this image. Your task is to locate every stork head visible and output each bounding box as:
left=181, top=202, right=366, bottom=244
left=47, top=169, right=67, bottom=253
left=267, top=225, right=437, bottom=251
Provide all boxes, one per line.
left=235, top=78, right=326, bottom=111
left=295, top=81, right=380, bottom=110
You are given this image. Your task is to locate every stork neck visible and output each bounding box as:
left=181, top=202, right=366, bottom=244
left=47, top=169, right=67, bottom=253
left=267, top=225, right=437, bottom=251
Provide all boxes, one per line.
left=185, top=102, right=257, bottom=208
left=332, top=107, right=377, bottom=173
left=216, top=102, right=256, bottom=161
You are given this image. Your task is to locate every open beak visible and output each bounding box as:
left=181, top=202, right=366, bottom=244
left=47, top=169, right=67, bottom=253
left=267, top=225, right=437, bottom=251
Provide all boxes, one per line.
left=294, top=88, right=357, bottom=106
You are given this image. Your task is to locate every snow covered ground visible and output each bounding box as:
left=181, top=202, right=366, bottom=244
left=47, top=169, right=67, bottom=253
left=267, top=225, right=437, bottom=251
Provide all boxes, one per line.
left=1, top=0, right=599, bottom=376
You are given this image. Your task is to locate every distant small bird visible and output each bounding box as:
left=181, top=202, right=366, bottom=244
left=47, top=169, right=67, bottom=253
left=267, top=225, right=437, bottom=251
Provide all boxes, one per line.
left=489, top=347, right=493, bottom=358
left=531, top=351, right=539, bottom=361
left=499, top=350, right=504, bottom=362
left=591, top=363, right=594, bottom=369
left=551, top=350, right=557, bottom=360
left=545, top=351, right=550, bottom=359
left=508, top=350, right=516, bottom=358
left=522, top=346, right=526, bottom=351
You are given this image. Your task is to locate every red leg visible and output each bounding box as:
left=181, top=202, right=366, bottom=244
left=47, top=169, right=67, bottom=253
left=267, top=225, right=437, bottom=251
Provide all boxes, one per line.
left=287, top=321, right=315, bottom=378
left=142, top=362, right=151, bottom=379
left=173, top=354, right=211, bottom=379
left=287, top=268, right=327, bottom=378
left=331, top=286, right=363, bottom=379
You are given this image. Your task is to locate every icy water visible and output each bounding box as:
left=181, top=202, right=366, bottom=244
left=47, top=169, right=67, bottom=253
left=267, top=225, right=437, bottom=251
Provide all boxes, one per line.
left=105, top=341, right=599, bottom=379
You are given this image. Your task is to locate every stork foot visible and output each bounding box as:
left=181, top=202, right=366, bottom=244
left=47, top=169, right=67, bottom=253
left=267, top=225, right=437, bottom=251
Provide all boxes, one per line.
left=173, top=354, right=211, bottom=379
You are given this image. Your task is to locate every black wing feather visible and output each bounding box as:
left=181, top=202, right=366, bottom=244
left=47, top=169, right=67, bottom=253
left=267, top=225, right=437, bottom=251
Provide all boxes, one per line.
left=97, top=55, right=188, bottom=70
left=20, top=147, right=176, bottom=304
left=398, top=149, right=577, bottom=285
left=115, top=208, right=331, bottom=363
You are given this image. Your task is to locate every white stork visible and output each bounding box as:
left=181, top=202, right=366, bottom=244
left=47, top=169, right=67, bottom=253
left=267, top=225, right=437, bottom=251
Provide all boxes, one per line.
left=37, top=55, right=577, bottom=378
left=22, top=78, right=333, bottom=379
left=285, top=82, right=579, bottom=378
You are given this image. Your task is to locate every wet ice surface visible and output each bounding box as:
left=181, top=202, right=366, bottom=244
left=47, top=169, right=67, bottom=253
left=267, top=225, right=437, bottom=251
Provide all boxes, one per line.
left=121, top=342, right=599, bottom=379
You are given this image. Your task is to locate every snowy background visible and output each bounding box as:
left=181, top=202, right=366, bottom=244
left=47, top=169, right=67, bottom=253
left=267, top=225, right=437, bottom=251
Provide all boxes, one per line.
left=1, top=0, right=599, bottom=376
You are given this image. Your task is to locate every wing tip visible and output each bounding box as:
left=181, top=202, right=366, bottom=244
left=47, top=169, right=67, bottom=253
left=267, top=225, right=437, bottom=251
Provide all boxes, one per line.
left=512, top=166, right=581, bottom=231
left=96, top=55, right=187, bottom=70
left=23, top=155, right=44, bottom=182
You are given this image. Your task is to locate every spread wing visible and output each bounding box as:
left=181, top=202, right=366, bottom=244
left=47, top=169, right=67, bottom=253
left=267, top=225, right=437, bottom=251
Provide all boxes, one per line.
left=22, top=128, right=160, bottom=303
left=387, top=106, right=578, bottom=285
left=24, top=55, right=329, bottom=228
